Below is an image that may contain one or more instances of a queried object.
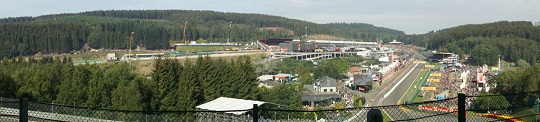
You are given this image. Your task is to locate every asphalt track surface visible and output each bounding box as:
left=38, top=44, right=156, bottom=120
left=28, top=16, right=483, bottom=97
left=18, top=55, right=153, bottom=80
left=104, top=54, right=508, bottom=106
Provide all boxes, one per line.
left=378, top=64, right=423, bottom=106
left=346, top=63, right=420, bottom=121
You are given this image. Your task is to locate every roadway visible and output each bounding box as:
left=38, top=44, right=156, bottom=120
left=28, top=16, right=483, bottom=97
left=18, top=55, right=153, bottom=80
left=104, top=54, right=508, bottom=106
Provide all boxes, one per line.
left=354, top=63, right=460, bottom=121
left=362, top=62, right=495, bottom=121
left=345, top=62, right=419, bottom=121
left=378, top=64, right=423, bottom=106
left=376, top=63, right=424, bottom=121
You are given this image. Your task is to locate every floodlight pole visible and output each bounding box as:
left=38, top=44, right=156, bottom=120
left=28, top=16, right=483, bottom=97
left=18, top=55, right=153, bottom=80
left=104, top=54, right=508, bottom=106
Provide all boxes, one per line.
left=228, top=21, right=232, bottom=44
left=129, top=32, right=134, bottom=68
left=184, top=21, right=188, bottom=45
left=130, top=32, right=134, bottom=58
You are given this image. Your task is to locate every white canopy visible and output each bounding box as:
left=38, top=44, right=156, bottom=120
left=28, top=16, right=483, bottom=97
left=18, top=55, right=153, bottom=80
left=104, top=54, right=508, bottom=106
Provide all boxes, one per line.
left=196, top=97, right=269, bottom=115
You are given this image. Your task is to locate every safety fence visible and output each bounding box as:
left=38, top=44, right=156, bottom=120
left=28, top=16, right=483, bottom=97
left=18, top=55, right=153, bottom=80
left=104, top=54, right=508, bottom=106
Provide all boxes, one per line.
left=465, top=91, right=540, bottom=122
left=2, top=92, right=540, bottom=122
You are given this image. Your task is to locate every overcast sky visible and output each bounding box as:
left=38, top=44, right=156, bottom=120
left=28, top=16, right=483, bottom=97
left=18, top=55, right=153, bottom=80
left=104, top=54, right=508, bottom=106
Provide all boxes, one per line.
left=1, top=0, right=539, bottom=34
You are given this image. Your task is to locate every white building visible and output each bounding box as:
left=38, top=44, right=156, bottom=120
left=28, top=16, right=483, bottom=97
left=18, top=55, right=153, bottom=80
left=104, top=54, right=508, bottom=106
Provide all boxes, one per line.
left=313, top=76, right=337, bottom=93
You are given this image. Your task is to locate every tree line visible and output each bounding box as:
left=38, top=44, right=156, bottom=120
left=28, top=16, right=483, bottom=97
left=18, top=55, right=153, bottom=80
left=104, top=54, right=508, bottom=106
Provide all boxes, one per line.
left=0, top=10, right=405, bottom=58
left=426, top=21, right=540, bottom=65
left=325, top=23, right=405, bottom=42
left=0, top=55, right=307, bottom=112
left=480, top=64, right=540, bottom=121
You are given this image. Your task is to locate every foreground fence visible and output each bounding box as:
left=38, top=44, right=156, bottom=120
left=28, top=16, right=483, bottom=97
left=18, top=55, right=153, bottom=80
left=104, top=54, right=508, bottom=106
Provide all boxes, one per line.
left=2, top=92, right=540, bottom=122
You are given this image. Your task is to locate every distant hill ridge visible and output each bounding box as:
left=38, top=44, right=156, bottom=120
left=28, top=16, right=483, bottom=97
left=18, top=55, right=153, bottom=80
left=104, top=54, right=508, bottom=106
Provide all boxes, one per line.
left=428, top=21, right=540, bottom=65
left=0, top=10, right=405, bottom=58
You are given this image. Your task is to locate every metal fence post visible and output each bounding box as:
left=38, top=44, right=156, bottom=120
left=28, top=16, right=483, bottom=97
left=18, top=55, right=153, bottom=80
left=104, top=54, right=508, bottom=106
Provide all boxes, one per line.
left=252, top=104, right=259, bottom=122
left=458, top=93, right=465, bottom=122
left=19, top=98, right=28, bottom=122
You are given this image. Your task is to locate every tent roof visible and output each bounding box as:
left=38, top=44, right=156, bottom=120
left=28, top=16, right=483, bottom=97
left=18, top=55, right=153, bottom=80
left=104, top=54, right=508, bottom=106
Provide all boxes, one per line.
left=196, top=97, right=270, bottom=115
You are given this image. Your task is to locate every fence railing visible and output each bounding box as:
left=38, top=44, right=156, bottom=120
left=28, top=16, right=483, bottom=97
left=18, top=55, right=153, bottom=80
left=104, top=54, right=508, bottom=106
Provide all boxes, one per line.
left=2, top=91, right=540, bottom=122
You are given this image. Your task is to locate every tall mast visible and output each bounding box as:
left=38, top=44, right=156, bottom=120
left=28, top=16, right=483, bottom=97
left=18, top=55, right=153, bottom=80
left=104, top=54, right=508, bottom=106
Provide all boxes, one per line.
left=183, top=21, right=188, bottom=45
left=129, top=32, right=134, bottom=60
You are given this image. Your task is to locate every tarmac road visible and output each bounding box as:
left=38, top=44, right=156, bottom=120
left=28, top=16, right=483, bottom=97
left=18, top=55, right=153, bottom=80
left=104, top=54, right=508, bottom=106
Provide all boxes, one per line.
left=345, top=63, right=420, bottom=121
left=378, top=64, right=423, bottom=106
left=376, top=64, right=424, bottom=121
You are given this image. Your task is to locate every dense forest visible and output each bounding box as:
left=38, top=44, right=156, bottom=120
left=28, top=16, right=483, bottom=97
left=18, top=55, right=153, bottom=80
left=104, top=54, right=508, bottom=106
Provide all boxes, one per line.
left=0, top=56, right=323, bottom=112
left=0, top=10, right=405, bottom=58
left=426, top=21, right=540, bottom=65
left=324, top=23, right=405, bottom=42
left=0, top=55, right=353, bottom=112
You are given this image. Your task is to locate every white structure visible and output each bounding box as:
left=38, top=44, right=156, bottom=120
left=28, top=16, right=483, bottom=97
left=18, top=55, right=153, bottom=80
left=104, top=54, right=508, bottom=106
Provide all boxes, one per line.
left=106, top=53, right=117, bottom=61
left=356, top=50, right=371, bottom=57
left=378, top=56, right=390, bottom=63
left=379, top=61, right=399, bottom=75
left=312, top=76, right=337, bottom=93
left=257, top=75, right=274, bottom=81
left=389, top=39, right=402, bottom=45
left=196, top=97, right=272, bottom=115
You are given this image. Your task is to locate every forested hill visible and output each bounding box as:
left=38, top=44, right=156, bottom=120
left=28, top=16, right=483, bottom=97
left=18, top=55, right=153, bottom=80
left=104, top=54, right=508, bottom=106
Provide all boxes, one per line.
left=427, top=21, right=540, bottom=66
left=0, top=10, right=404, bottom=58
left=325, top=23, right=405, bottom=40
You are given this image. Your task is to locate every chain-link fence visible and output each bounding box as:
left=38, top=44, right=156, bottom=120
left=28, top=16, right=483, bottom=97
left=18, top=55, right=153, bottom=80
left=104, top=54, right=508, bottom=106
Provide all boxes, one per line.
left=466, top=92, right=540, bottom=122
left=261, top=97, right=462, bottom=122
left=0, top=97, right=20, bottom=122
left=3, top=92, right=540, bottom=122
left=25, top=102, right=253, bottom=122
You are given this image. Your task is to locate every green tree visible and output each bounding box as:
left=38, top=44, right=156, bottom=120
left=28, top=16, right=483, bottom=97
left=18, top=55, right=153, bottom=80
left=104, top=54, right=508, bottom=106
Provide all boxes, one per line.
left=470, top=43, right=500, bottom=66
left=298, top=72, right=314, bottom=85
left=260, top=84, right=302, bottom=119
left=199, top=56, right=222, bottom=102
left=152, top=58, right=183, bottom=111
left=517, top=59, right=531, bottom=67
left=492, top=64, right=540, bottom=105
left=0, top=72, right=17, bottom=98
left=111, top=76, right=145, bottom=111
left=176, top=58, right=200, bottom=110
left=56, top=64, right=90, bottom=106
left=314, top=58, right=348, bottom=79
left=473, top=92, right=511, bottom=112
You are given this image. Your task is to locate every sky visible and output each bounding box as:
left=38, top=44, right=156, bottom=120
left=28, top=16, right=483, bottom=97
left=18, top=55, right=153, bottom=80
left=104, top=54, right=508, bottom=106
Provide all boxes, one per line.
left=1, top=0, right=539, bottom=34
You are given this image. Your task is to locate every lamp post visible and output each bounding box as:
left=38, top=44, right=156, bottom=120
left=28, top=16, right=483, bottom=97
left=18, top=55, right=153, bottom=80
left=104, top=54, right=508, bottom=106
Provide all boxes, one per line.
left=183, top=21, right=188, bottom=45
left=228, top=21, right=232, bottom=44
left=129, top=32, right=134, bottom=61
left=129, top=32, right=134, bottom=69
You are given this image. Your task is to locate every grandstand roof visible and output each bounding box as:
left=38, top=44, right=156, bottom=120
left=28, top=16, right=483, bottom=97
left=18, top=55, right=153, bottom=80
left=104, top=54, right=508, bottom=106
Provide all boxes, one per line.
left=196, top=97, right=273, bottom=115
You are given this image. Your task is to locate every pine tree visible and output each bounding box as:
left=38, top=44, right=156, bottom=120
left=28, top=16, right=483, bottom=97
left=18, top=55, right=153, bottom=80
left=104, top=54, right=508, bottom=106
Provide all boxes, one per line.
left=153, top=58, right=182, bottom=111
left=111, top=76, right=144, bottom=111
left=176, top=58, right=201, bottom=110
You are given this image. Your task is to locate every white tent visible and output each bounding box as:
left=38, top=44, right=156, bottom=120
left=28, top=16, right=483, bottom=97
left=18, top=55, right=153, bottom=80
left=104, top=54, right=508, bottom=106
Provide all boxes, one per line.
left=196, top=97, right=271, bottom=115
